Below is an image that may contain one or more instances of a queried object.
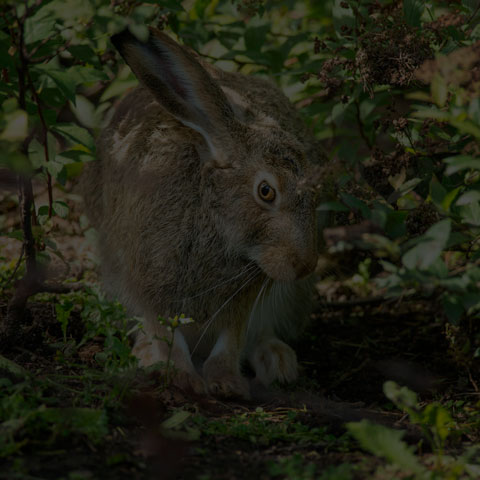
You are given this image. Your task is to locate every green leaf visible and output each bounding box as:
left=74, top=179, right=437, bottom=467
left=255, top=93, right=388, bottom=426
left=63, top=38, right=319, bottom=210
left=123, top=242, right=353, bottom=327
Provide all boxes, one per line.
left=0, top=33, right=16, bottom=69
left=24, top=3, right=57, bottom=44
left=402, top=219, right=451, bottom=270
left=347, top=420, right=426, bottom=475
left=0, top=152, right=33, bottom=176
left=388, top=178, right=422, bottom=203
left=55, top=301, right=73, bottom=341
left=70, top=95, right=96, bottom=129
left=430, top=177, right=447, bottom=208
left=53, top=200, right=69, bottom=219
left=456, top=190, right=480, bottom=206
left=340, top=193, right=371, bottom=219
left=332, top=0, right=355, bottom=37
left=0, top=110, right=28, bottom=141
left=244, top=24, right=270, bottom=52
left=128, top=23, right=149, bottom=43
left=442, top=186, right=461, bottom=211
left=99, top=79, right=138, bottom=102
left=34, top=66, right=77, bottom=104
left=67, top=45, right=98, bottom=64
left=28, top=133, right=58, bottom=172
left=52, top=124, right=95, bottom=153
left=461, top=292, right=480, bottom=311
left=450, top=118, right=480, bottom=139
left=412, top=107, right=450, bottom=121
left=56, top=149, right=94, bottom=163
left=442, top=294, right=464, bottom=323
left=431, top=73, right=447, bottom=107
left=68, top=65, right=109, bottom=84
left=383, top=381, right=418, bottom=409
left=468, top=98, right=480, bottom=124
left=0, top=354, right=27, bottom=378
left=459, top=202, right=480, bottom=226
left=403, top=0, right=425, bottom=27
left=422, top=218, right=451, bottom=244
left=422, top=403, right=452, bottom=444
left=444, top=155, right=480, bottom=175
left=161, top=410, right=191, bottom=430
left=384, top=210, right=408, bottom=238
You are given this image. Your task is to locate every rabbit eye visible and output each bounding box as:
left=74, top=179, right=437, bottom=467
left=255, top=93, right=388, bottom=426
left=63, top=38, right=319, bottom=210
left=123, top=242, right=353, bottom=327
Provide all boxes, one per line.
left=258, top=181, right=276, bottom=203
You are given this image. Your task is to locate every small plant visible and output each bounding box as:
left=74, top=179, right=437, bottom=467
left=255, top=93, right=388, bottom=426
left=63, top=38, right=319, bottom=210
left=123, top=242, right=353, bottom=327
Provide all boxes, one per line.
left=55, top=300, right=73, bottom=343
left=79, top=287, right=139, bottom=371
left=156, top=314, right=194, bottom=387
left=383, top=381, right=454, bottom=460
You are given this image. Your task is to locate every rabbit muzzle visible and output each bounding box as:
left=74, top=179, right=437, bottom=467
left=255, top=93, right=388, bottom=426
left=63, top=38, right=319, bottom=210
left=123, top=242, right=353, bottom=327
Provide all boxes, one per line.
left=256, top=245, right=318, bottom=282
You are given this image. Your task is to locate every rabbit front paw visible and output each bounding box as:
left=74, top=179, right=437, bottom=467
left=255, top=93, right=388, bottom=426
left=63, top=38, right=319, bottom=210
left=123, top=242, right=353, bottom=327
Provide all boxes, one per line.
left=133, top=333, right=207, bottom=394
left=203, top=359, right=250, bottom=399
left=251, top=338, right=298, bottom=386
left=171, top=369, right=207, bottom=395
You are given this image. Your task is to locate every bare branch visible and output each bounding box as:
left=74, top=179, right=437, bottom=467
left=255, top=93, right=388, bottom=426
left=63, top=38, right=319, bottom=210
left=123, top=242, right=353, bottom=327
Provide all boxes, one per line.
left=26, top=68, right=53, bottom=217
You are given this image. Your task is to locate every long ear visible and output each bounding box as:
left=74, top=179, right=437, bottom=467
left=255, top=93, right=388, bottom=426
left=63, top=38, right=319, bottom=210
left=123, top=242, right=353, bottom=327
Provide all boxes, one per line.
left=111, top=28, right=235, bottom=167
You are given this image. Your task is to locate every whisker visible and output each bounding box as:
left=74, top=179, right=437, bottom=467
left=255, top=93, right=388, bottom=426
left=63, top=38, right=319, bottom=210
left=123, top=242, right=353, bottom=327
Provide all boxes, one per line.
left=246, top=275, right=269, bottom=338
left=191, top=266, right=261, bottom=354
left=175, top=260, right=257, bottom=303
left=273, top=280, right=279, bottom=318
left=260, top=277, right=271, bottom=321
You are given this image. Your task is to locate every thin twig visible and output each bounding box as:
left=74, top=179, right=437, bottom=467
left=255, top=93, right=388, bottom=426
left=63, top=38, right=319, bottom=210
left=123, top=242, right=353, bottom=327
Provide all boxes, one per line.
left=26, top=68, right=53, bottom=217
left=466, top=2, right=480, bottom=27
left=28, top=38, right=73, bottom=64
left=20, top=0, right=42, bottom=24
left=467, top=368, right=479, bottom=393
left=3, top=245, right=25, bottom=288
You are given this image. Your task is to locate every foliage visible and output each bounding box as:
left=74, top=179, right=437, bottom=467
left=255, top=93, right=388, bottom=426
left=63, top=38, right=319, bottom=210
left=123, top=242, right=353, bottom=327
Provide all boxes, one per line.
left=347, top=381, right=480, bottom=479
left=0, top=288, right=138, bottom=461
left=267, top=454, right=317, bottom=480
left=305, top=0, right=480, bottom=371
left=268, top=455, right=353, bottom=480
left=191, top=408, right=337, bottom=446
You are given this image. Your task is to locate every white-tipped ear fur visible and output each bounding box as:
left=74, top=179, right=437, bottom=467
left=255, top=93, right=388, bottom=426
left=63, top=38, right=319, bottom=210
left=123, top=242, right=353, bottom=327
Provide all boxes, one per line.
left=111, top=27, right=235, bottom=166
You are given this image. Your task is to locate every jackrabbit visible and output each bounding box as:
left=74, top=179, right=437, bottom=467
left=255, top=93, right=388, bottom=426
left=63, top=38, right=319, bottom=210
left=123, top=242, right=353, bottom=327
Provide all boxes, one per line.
left=83, top=28, right=319, bottom=398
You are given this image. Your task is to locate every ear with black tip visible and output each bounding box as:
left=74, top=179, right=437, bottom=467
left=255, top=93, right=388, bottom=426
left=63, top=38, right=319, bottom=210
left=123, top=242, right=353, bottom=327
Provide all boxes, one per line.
left=111, top=27, right=235, bottom=167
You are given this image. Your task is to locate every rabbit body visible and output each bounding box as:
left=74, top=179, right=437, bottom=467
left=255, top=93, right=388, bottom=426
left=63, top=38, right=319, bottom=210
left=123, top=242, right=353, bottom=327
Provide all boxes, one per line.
left=83, top=29, right=319, bottom=398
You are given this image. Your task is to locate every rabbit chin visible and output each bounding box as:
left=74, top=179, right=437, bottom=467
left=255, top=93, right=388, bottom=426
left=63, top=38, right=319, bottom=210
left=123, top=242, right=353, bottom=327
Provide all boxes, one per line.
left=261, top=262, right=298, bottom=282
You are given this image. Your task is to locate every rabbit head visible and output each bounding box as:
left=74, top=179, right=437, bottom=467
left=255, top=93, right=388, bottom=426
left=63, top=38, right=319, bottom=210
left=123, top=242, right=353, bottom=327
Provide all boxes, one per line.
left=111, top=28, right=318, bottom=283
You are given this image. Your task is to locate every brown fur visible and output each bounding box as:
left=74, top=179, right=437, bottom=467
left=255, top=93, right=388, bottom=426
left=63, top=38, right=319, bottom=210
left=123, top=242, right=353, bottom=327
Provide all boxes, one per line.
left=82, top=29, right=320, bottom=398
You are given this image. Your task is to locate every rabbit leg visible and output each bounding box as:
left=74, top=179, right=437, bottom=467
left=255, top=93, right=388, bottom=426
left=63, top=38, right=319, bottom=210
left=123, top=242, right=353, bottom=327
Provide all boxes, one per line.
left=249, top=336, right=298, bottom=386
left=202, top=329, right=250, bottom=399
left=132, top=317, right=206, bottom=394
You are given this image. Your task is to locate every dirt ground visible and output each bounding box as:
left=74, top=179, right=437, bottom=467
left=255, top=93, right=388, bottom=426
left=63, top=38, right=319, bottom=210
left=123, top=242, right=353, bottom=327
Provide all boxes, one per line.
left=0, top=292, right=477, bottom=479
